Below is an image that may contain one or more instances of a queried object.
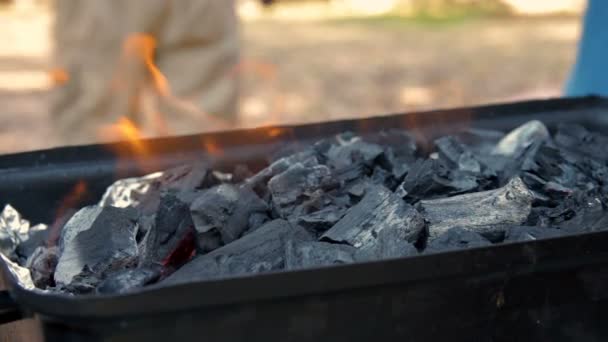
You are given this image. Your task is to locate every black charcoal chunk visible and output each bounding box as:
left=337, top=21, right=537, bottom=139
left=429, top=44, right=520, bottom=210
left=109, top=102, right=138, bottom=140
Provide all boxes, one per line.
left=245, top=150, right=318, bottom=188
left=555, top=124, right=608, bottom=161
left=398, top=159, right=479, bottom=201
left=370, top=226, right=419, bottom=260
left=367, top=130, right=417, bottom=179
left=435, top=136, right=479, bottom=172
left=559, top=197, right=608, bottom=233
left=247, top=212, right=271, bottom=233
left=285, top=241, right=358, bottom=270
left=268, top=163, right=333, bottom=216
left=492, top=120, right=550, bottom=158
left=426, top=227, right=491, bottom=253
left=96, top=266, right=162, bottom=294
left=139, top=194, right=195, bottom=266
left=504, top=226, right=564, bottom=242
left=325, top=137, right=383, bottom=170
left=25, top=246, right=58, bottom=289
left=54, top=206, right=138, bottom=286
left=160, top=220, right=313, bottom=285
left=16, top=227, right=49, bottom=262
left=420, top=177, right=534, bottom=239
left=293, top=206, right=348, bottom=233
left=458, top=128, right=505, bottom=155
left=321, top=185, right=425, bottom=252
left=190, top=184, right=267, bottom=251
left=371, top=166, right=399, bottom=190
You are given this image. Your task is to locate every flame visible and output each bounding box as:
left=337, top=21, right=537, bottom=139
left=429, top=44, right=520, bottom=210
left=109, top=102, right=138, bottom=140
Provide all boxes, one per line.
left=48, top=180, right=89, bottom=245
left=49, top=68, right=69, bottom=87
left=201, top=136, right=222, bottom=156
left=123, top=34, right=170, bottom=96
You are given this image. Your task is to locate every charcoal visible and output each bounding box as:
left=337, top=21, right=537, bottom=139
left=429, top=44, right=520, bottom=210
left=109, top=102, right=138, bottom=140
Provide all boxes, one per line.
left=247, top=212, right=271, bottom=233
left=373, top=226, right=419, bottom=259
left=139, top=194, right=195, bottom=266
left=425, top=227, right=491, bottom=253
left=285, top=241, right=358, bottom=270
left=398, top=159, right=478, bottom=201
left=268, top=163, right=333, bottom=216
left=321, top=185, right=425, bottom=252
left=420, top=177, right=534, bottom=239
left=96, top=266, right=162, bottom=294
left=160, top=220, right=313, bottom=285
left=245, top=149, right=318, bottom=189
left=292, top=205, right=348, bottom=233
left=190, top=184, right=267, bottom=251
left=559, top=197, right=608, bottom=233
left=16, top=227, right=49, bottom=262
left=457, top=128, right=505, bottom=155
left=504, top=226, right=564, bottom=242
left=370, top=166, right=399, bottom=190
left=54, top=206, right=139, bottom=286
left=325, top=136, right=383, bottom=170
left=25, top=246, right=58, bottom=289
left=367, top=130, right=417, bottom=179
left=555, top=124, right=608, bottom=161
left=62, top=266, right=101, bottom=294
left=492, top=120, right=550, bottom=158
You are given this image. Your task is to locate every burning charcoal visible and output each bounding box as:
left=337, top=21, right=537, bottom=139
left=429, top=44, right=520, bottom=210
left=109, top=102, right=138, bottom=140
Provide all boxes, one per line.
left=96, top=266, right=162, bottom=294
left=285, top=241, right=358, bottom=270
left=420, top=177, right=534, bottom=239
left=139, top=194, right=195, bottom=267
left=321, top=185, right=425, bottom=253
left=325, top=137, right=383, bottom=170
left=160, top=220, right=313, bottom=285
left=425, top=227, right=491, bottom=253
left=99, top=172, right=163, bottom=208
left=504, top=226, right=564, bottom=242
left=268, top=163, right=333, bottom=217
left=54, top=206, right=139, bottom=286
left=492, top=120, right=550, bottom=158
left=292, top=205, right=348, bottom=233
left=26, top=246, right=58, bottom=289
left=190, top=184, right=268, bottom=251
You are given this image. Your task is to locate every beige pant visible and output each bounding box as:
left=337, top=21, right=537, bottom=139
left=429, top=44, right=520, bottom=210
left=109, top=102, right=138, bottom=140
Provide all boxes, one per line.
left=51, top=0, right=239, bottom=144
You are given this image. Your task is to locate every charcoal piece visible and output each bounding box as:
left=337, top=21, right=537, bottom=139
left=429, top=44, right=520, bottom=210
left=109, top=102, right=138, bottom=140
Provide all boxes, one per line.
left=247, top=212, right=270, bottom=233
left=16, top=227, right=49, bottom=262
left=555, top=124, right=608, bottom=161
left=160, top=220, right=313, bottom=285
left=425, top=227, right=491, bottom=253
left=347, top=181, right=368, bottom=198
left=420, top=177, right=534, bottom=239
left=285, top=241, right=357, bottom=270
left=332, top=163, right=368, bottom=184
left=54, top=206, right=139, bottom=286
left=25, top=246, right=58, bottom=289
left=63, top=266, right=101, bottom=294
left=367, top=130, right=417, bottom=179
left=267, top=163, right=333, bottom=216
left=292, top=205, right=348, bottom=233
left=139, top=194, right=195, bottom=266
left=190, top=184, right=267, bottom=249
left=559, top=197, right=608, bottom=233
left=96, top=266, right=162, bottom=294
left=373, top=225, right=419, bottom=259
left=245, top=150, right=318, bottom=189
left=398, top=159, right=479, bottom=202
left=458, top=128, right=505, bottom=155
left=232, top=164, right=253, bottom=183
left=435, top=136, right=469, bottom=167
left=370, top=166, right=398, bottom=190
left=99, top=172, right=163, bottom=208
left=321, top=185, right=425, bottom=252
left=504, top=226, right=564, bottom=242
left=325, top=138, right=383, bottom=170
left=492, top=120, right=550, bottom=158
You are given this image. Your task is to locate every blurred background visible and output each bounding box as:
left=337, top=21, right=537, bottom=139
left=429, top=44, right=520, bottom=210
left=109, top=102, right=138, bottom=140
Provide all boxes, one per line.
left=0, top=0, right=585, bottom=154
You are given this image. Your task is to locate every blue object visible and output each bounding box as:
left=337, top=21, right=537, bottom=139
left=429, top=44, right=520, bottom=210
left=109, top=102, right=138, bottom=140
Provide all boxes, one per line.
left=566, top=0, right=608, bottom=96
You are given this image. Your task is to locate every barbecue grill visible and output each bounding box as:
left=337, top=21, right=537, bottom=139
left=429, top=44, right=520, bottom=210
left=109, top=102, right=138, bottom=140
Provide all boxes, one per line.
left=0, top=96, right=607, bottom=342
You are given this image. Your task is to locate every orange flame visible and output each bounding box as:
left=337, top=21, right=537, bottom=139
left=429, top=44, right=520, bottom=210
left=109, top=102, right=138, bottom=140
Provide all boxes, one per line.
left=49, top=68, right=69, bottom=87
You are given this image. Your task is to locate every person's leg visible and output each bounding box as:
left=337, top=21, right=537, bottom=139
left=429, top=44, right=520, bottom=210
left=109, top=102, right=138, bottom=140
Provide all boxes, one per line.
left=565, top=0, right=608, bottom=96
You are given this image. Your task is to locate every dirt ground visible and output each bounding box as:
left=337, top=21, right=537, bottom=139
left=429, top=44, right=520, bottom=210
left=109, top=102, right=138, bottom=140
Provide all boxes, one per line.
left=0, top=6, right=581, bottom=154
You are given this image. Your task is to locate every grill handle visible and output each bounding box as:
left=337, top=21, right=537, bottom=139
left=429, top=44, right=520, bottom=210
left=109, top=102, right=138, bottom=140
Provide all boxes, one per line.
left=0, top=291, right=25, bottom=325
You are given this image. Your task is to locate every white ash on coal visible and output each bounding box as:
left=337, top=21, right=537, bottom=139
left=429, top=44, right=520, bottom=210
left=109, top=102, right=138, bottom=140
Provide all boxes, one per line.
left=2, top=120, right=608, bottom=295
